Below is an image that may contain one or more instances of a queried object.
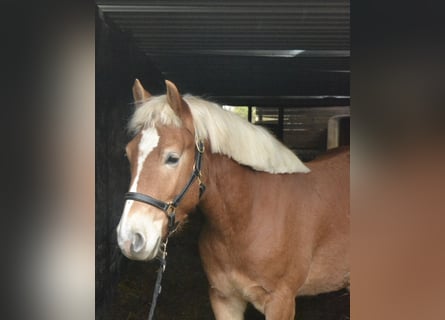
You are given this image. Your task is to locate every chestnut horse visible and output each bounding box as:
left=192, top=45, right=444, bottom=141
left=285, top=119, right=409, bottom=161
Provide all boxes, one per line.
left=116, top=79, right=349, bottom=319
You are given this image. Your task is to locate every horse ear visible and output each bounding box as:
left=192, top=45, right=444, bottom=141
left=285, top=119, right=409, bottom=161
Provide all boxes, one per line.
left=132, top=79, right=151, bottom=107
left=165, top=80, right=183, bottom=114
left=165, top=80, right=194, bottom=132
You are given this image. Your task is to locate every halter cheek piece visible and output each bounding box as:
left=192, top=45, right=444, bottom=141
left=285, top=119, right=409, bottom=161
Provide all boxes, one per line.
left=124, top=140, right=206, bottom=236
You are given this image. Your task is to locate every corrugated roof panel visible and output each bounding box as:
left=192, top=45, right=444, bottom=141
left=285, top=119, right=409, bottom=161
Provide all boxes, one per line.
left=98, top=1, right=349, bottom=52
left=96, top=0, right=349, bottom=104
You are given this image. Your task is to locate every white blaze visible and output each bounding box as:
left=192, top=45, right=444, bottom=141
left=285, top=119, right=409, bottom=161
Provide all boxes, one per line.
left=130, top=127, right=160, bottom=192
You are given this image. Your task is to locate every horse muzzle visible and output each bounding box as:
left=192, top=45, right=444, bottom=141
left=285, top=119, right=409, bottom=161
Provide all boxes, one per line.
left=116, top=216, right=163, bottom=261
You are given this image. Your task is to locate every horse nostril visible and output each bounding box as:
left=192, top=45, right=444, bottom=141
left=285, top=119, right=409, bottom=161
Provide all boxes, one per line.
left=131, top=232, right=145, bottom=253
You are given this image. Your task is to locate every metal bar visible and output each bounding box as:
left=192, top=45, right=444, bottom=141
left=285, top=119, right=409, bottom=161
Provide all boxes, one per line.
left=98, top=5, right=349, bottom=14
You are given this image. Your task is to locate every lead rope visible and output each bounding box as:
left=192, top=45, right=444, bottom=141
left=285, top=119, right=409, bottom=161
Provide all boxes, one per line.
left=147, top=238, right=168, bottom=320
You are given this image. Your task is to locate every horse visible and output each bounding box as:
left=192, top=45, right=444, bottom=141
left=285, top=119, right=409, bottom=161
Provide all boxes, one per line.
left=116, top=79, right=350, bottom=320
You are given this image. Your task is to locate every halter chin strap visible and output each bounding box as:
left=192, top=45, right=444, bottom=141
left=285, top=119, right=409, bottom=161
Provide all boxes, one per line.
left=124, top=140, right=206, bottom=236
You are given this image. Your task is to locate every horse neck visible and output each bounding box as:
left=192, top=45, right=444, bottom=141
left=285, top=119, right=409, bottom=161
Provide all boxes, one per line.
left=198, top=152, right=256, bottom=235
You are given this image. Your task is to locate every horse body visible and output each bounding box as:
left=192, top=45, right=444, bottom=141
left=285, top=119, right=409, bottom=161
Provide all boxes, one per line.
left=198, top=148, right=349, bottom=318
left=117, top=79, right=349, bottom=320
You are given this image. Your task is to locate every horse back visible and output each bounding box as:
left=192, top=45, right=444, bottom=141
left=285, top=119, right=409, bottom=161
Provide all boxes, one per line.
left=305, top=146, right=349, bottom=194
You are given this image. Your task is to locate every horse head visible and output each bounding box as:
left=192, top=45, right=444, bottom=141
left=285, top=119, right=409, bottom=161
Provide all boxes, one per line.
left=117, top=79, right=203, bottom=261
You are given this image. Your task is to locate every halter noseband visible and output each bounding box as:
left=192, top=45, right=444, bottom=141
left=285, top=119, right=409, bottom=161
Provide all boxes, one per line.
left=124, top=140, right=206, bottom=236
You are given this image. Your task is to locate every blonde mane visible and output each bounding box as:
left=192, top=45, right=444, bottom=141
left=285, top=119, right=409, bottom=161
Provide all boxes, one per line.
left=128, top=95, right=310, bottom=174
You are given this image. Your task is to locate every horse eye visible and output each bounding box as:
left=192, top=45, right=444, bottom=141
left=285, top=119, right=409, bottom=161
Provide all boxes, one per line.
left=165, top=154, right=179, bottom=165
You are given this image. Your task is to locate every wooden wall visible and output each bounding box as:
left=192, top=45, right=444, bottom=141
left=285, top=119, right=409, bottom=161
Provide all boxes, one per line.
left=256, top=106, right=350, bottom=161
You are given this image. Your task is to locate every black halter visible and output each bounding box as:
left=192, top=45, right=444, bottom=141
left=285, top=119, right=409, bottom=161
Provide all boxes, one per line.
left=124, top=140, right=206, bottom=236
